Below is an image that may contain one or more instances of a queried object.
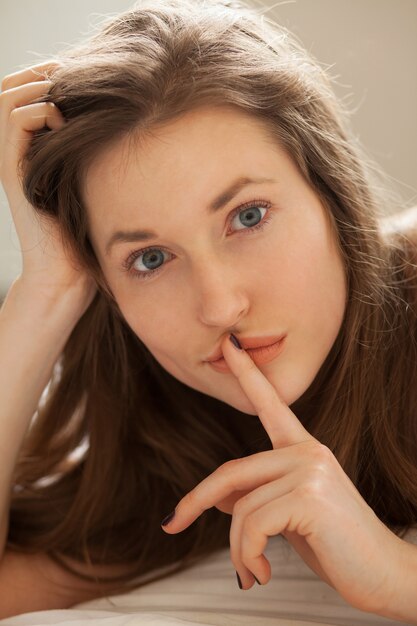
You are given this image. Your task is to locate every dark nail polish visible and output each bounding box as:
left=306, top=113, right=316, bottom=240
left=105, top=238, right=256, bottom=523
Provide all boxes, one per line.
left=161, top=510, right=175, bottom=526
left=230, top=333, right=242, bottom=350
left=253, top=575, right=261, bottom=585
left=236, top=570, right=243, bottom=589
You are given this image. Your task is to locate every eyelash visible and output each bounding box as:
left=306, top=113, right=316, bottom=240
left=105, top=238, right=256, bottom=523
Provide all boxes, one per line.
left=122, top=198, right=273, bottom=281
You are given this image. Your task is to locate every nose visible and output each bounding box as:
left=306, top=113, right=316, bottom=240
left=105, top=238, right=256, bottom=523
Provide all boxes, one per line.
left=193, top=256, right=249, bottom=328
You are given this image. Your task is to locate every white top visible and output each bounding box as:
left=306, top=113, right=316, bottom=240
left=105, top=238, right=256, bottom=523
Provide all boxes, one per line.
left=2, top=527, right=416, bottom=626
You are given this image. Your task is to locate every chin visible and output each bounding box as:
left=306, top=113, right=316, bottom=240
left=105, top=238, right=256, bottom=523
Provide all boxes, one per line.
left=235, top=380, right=307, bottom=415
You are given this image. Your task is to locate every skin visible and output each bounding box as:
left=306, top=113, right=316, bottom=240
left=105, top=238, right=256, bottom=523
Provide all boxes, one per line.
left=5, top=61, right=414, bottom=620
left=83, top=104, right=347, bottom=414
left=163, top=334, right=410, bottom=617
left=82, top=106, right=414, bottom=617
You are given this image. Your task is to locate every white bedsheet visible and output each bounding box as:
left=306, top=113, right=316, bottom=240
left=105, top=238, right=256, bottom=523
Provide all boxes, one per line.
left=2, top=528, right=416, bottom=626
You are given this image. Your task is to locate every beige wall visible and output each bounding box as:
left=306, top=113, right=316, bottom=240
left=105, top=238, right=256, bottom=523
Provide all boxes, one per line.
left=0, top=0, right=416, bottom=296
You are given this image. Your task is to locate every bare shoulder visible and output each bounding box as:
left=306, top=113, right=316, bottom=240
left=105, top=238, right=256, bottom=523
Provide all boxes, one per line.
left=0, top=548, right=134, bottom=618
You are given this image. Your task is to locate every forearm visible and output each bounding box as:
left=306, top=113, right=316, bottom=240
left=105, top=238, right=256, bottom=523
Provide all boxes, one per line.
left=373, top=536, right=417, bottom=624
left=0, top=277, right=86, bottom=557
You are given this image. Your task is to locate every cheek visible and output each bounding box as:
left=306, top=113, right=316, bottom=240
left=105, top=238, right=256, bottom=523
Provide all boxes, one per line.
left=124, top=309, right=172, bottom=349
left=121, top=303, right=202, bottom=391
left=272, top=217, right=346, bottom=325
left=113, top=286, right=173, bottom=348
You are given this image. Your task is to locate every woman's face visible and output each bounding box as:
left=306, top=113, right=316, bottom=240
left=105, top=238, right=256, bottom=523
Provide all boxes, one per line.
left=84, top=105, right=347, bottom=414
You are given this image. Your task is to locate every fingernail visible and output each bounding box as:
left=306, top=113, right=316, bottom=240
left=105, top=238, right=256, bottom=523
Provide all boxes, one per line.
left=253, top=575, right=261, bottom=585
left=236, top=571, right=243, bottom=589
left=230, top=333, right=242, bottom=350
left=161, top=510, right=175, bottom=527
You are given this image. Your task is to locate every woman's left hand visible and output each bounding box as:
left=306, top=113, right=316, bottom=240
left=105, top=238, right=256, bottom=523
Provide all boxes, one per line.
left=161, top=334, right=407, bottom=615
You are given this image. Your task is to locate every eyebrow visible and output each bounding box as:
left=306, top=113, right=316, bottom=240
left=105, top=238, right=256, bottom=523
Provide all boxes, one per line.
left=104, top=175, right=276, bottom=257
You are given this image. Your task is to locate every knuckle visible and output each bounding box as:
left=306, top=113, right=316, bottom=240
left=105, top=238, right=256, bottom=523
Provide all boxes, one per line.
left=229, top=544, right=242, bottom=574
left=296, top=478, right=325, bottom=501
left=233, top=494, right=250, bottom=515
left=310, top=461, right=329, bottom=481
left=229, top=547, right=239, bottom=571
left=8, top=107, right=20, bottom=126
left=1, top=74, right=13, bottom=91
left=40, top=60, right=63, bottom=70
left=223, top=458, right=240, bottom=470
left=310, top=441, right=334, bottom=463
left=221, top=458, right=240, bottom=477
left=242, top=514, right=258, bottom=538
left=220, top=458, right=242, bottom=491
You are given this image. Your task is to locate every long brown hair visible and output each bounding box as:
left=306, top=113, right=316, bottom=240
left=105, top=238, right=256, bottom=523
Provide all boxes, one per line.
left=7, top=0, right=417, bottom=598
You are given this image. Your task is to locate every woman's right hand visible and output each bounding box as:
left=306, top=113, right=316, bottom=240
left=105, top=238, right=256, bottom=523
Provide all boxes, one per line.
left=0, top=60, right=97, bottom=313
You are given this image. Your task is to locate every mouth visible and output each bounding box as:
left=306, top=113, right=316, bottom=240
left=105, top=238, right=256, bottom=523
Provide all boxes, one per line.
left=207, top=335, right=287, bottom=372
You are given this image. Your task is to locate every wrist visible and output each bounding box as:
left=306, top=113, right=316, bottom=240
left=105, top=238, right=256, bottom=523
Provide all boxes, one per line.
left=4, top=275, right=95, bottom=328
left=13, top=274, right=95, bottom=314
left=371, top=534, right=417, bottom=623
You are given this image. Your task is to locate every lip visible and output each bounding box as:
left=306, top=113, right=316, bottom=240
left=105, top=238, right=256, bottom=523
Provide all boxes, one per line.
left=207, top=335, right=286, bottom=372
left=205, top=334, right=286, bottom=363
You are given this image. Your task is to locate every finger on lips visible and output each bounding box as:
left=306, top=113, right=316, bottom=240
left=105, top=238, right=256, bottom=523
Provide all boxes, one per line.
left=223, top=333, right=314, bottom=448
left=161, top=333, right=317, bottom=591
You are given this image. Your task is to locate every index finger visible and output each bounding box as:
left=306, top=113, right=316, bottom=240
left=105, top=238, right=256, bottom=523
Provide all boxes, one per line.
left=221, top=334, right=314, bottom=448
left=1, top=60, right=63, bottom=92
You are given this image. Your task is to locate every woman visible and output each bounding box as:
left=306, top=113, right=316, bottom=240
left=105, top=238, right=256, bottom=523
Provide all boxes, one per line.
left=1, top=0, right=417, bottom=621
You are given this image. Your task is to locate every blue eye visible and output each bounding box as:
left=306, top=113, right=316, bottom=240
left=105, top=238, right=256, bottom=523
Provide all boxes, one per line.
left=123, top=198, right=273, bottom=281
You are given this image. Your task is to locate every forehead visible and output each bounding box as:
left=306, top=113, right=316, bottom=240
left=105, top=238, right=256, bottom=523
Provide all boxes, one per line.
left=83, top=105, right=279, bottom=199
